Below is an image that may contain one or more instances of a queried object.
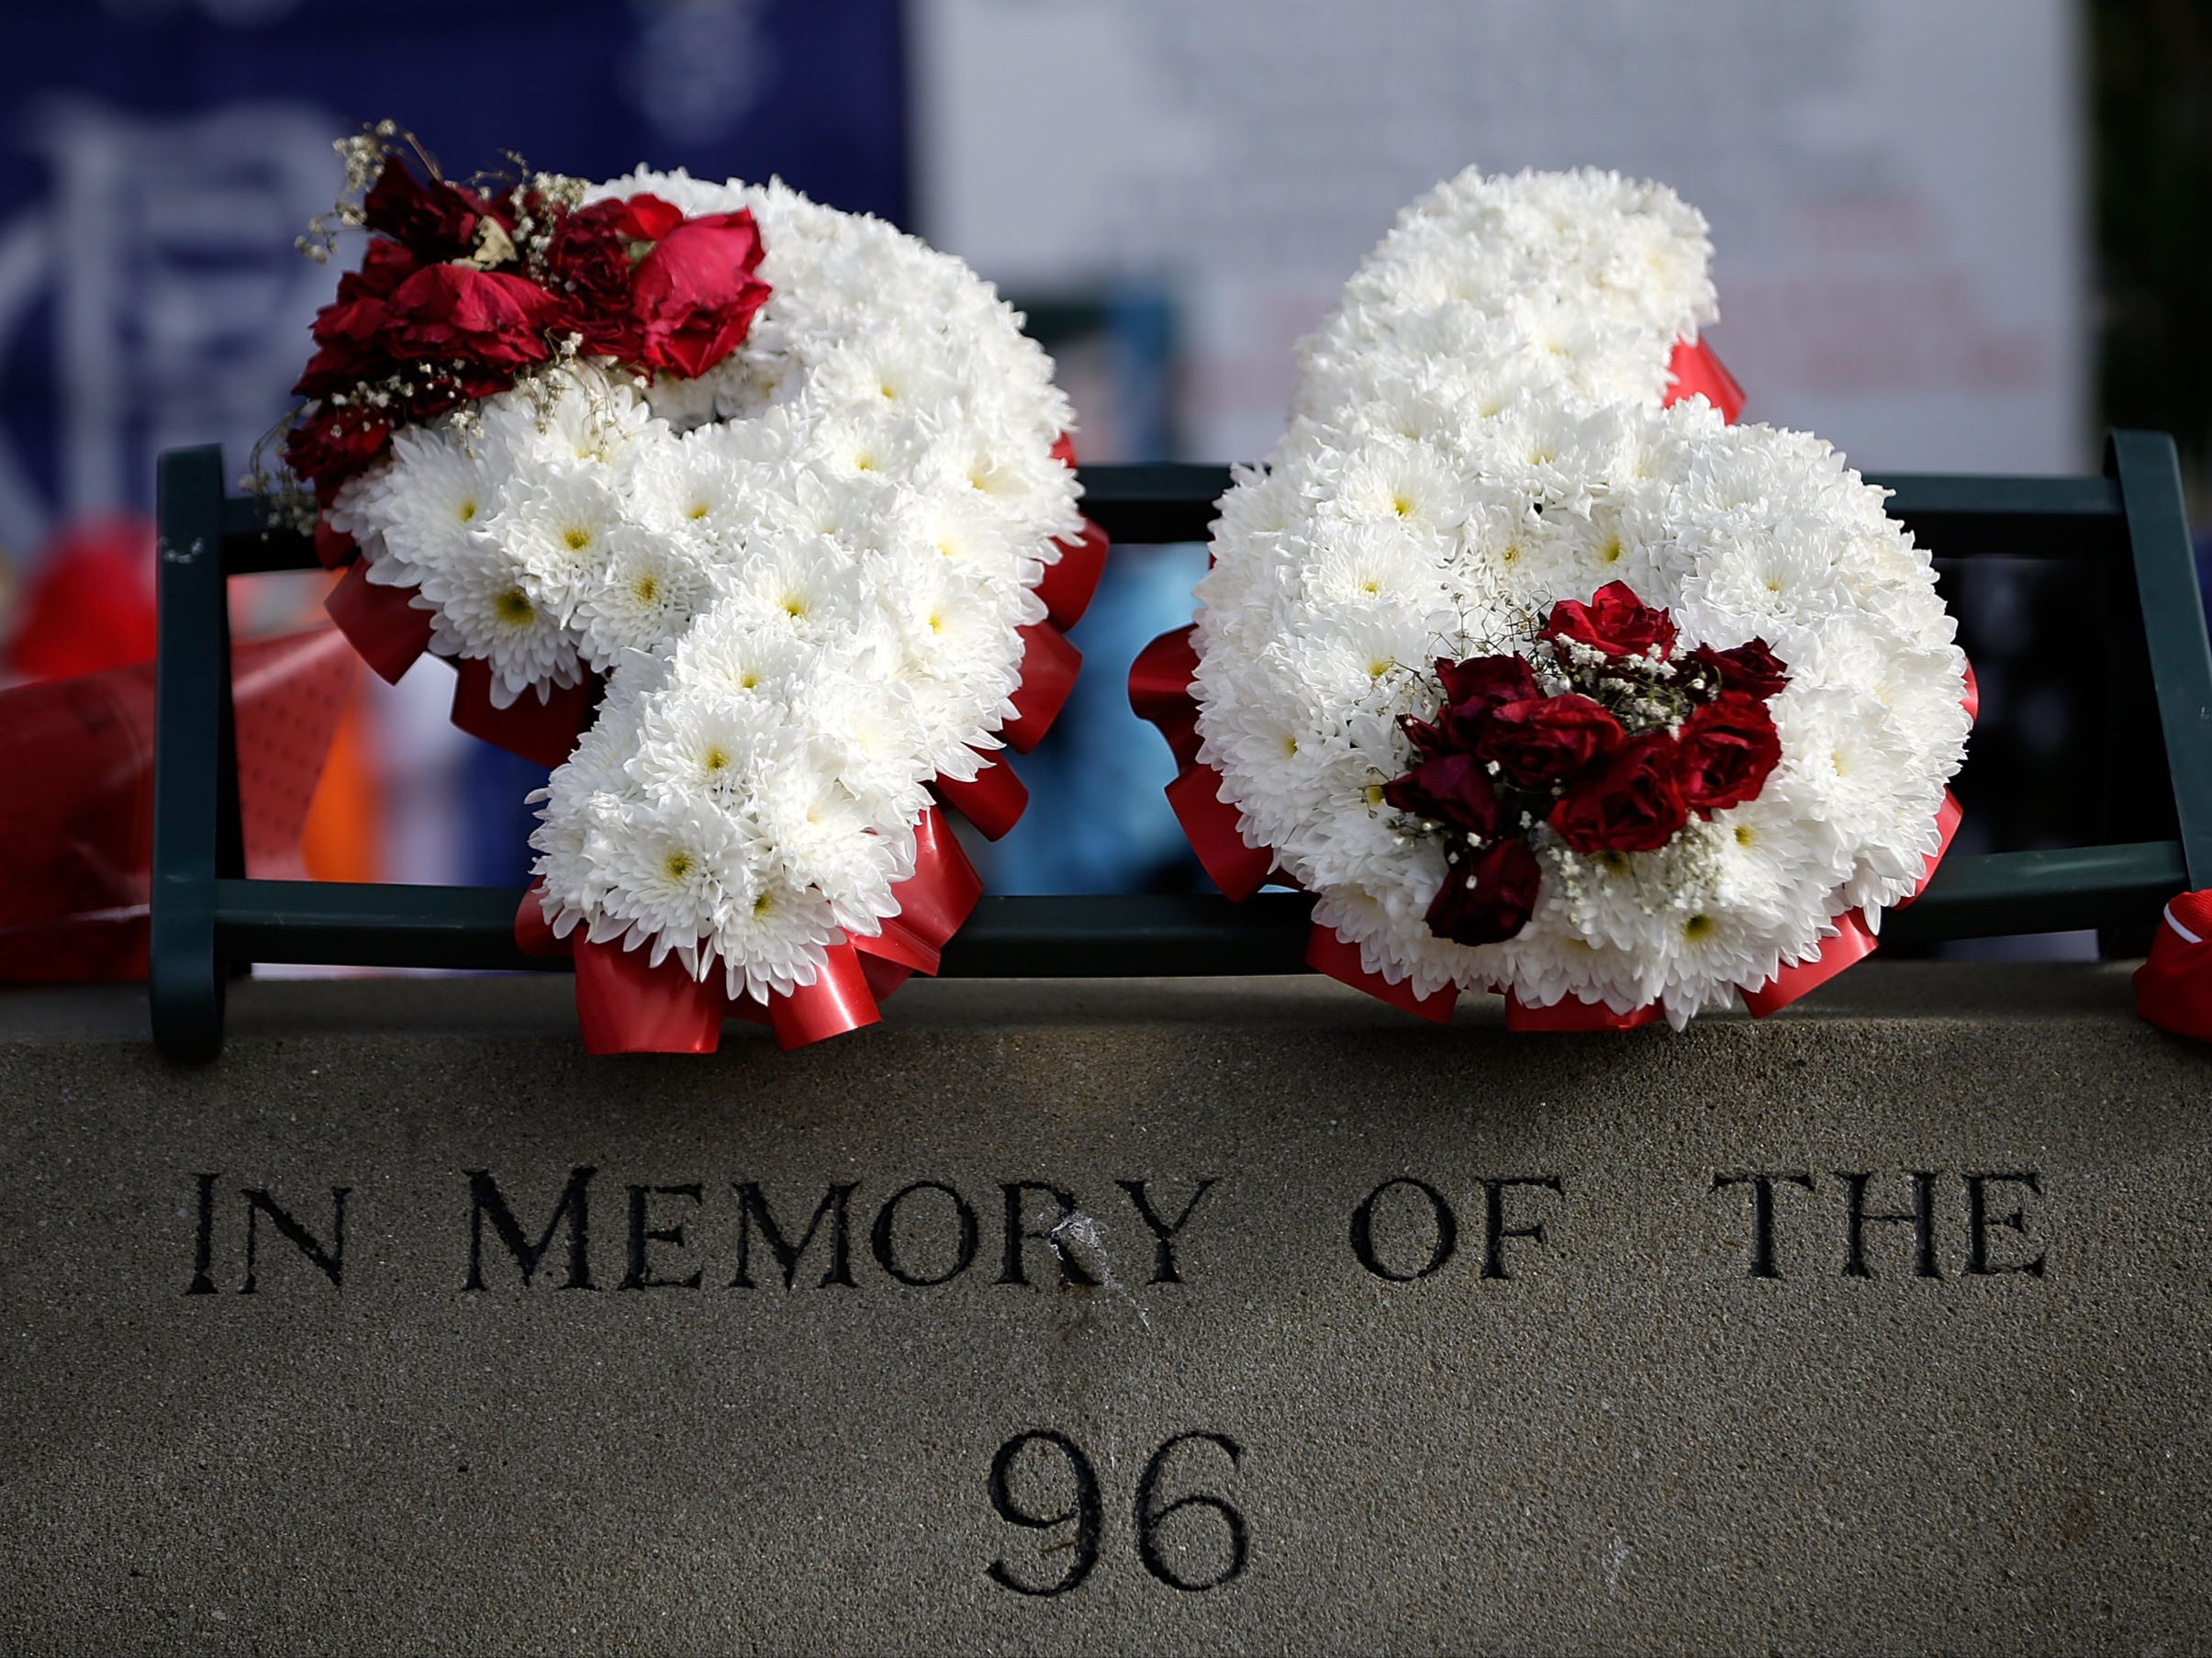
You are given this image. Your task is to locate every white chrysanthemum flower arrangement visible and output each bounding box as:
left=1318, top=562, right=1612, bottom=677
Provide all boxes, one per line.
left=1184, top=166, right=1970, bottom=1026
left=292, top=141, right=1080, bottom=1015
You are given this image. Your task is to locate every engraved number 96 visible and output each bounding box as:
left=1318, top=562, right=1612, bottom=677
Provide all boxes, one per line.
left=987, top=1429, right=1247, bottom=1596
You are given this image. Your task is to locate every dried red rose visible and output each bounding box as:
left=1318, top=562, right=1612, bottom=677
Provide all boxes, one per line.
left=1548, top=732, right=1690, bottom=853
left=1424, top=835, right=1541, bottom=947
left=384, top=264, right=564, bottom=371
left=1473, top=693, right=1625, bottom=790
left=1684, top=637, right=1790, bottom=701
left=1380, top=753, right=1503, bottom=836
left=361, top=156, right=497, bottom=264
left=285, top=402, right=394, bottom=506
left=1675, top=691, right=1782, bottom=814
left=1540, top=579, right=1679, bottom=662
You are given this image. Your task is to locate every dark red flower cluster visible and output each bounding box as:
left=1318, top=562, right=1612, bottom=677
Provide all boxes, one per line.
left=1384, top=580, right=1787, bottom=947
left=286, top=155, right=770, bottom=511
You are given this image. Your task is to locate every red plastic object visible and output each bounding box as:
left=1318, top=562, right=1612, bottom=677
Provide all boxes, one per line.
left=0, top=627, right=355, bottom=982
left=2135, top=891, right=2212, bottom=1041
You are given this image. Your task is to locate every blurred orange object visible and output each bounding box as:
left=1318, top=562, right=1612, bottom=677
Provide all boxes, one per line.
left=0, top=626, right=357, bottom=981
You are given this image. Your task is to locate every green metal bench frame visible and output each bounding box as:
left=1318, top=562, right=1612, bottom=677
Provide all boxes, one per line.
left=149, top=431, right=2212, bottom=1059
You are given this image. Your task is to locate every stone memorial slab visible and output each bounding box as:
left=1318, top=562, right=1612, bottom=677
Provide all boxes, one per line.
left=2, top=964, right=2207, bottom=1653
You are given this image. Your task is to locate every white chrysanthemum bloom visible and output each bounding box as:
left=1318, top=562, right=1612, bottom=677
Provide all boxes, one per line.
left=1193, top=166, right=1968, bottom=1027
left=416, top=538, right=583, bottom=707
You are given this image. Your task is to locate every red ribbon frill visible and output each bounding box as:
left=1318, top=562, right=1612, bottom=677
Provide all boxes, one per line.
left=1503, top=992, right=1663, bottom=1033
left=324, top=560, right=434, bottom=685
left=573, top=935, right=727, bottom=1055
left=449, top=657, right=603, bottom=769
left=1130, top=625, right=1203, bottom=769
left=1738, top=908, right=1881, bottom=1019
left=1306, top=924, right=1458, bottom=1023
left=1038, top=517, right=1112, bottom=631
left=765, top=941, right=883, bottom=1048
left=856, top=805, right=982, bottom=975
left=932, top=755, right=1029, bottom=841
left=1003, top=622, right=1082, bottom=754
left=1166, top=764, right=1275, bottom=902
left=1661, top=338, right=1746, bottom=423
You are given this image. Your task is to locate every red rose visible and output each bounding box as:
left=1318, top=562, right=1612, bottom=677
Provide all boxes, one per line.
left=362, top=156, right=497, bottom=263
left=1684, top=638, right=1790, bottom=701
left=1436, top=653, right=1538, bottom=712
left=1424, top=653, right=1540, bottom=750
left=1473, top=694, right=1625, bottom=789
left=611, top=193, right=685, bottom=241
left=1381, top=753, right=1502, bottom=836
left=337, top=237, right=419, bottom=304
left=385, top=263, right=563, bottom=371
left=630, top=209, right=771, bottom=380
left=543, top=198, right=649, bottom=360
left=285, top=402, right=394, bottom=502
left=1675, top=691, right=1782, bottom=814
left=1424, top=835, right=1541, bottom=947
left=1540, top=580, right=1679, bottom=661
left=1548, top=732, right=1690, bottom=853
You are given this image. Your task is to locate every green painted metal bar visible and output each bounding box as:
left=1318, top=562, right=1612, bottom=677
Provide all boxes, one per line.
left=2109, top=432, right=2212, bottom=889
left=212, top=842, right=2189, bottom=979
left=1881, top=841, right=2187, bottom=947
left=150, top=446, right=237, bottom=1059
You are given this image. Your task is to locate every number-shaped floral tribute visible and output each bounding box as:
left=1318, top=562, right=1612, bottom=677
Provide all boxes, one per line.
left=1134, top=167, right=1972, bottom=1028
left=285, top=132, right=1107, bottom=1050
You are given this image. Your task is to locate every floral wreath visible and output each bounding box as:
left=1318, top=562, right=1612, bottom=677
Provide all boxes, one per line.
left=1134, top=167, right=1972, bottom=1029
left=286, top=130, right=1108, bottom=1050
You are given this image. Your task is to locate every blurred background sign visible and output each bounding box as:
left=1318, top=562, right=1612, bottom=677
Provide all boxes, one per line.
left=911, top=0, right=2084, bottom=474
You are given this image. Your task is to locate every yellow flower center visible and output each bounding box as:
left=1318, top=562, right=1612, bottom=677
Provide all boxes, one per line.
left=457, top=499, right=478, bottom=523
left=663, top=851, right=694, bottom=881
left=563, top=525, right=593, bottom=552
left=494, top=588, right=534, bottom=625
left=1684, top=914, right=1715, bottom=940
